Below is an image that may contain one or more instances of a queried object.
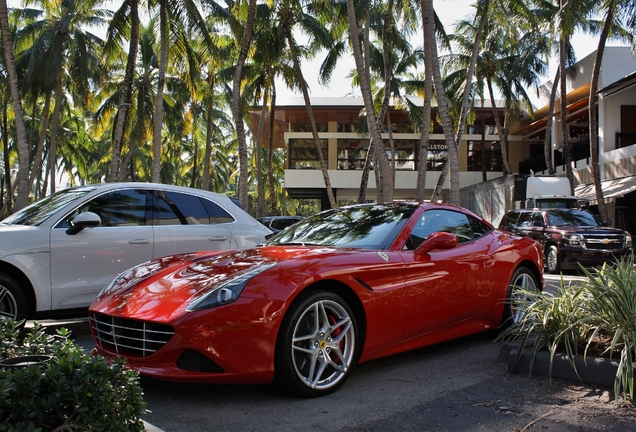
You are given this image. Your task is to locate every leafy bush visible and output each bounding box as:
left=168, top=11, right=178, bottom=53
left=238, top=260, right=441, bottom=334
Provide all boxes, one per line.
left=497, top=253, right=636, bottom=402
left=0, top=318, right=147, bottom=431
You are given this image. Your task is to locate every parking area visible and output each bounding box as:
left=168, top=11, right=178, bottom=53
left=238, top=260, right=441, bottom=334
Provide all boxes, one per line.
left=24, top=271, right=636, bottom=431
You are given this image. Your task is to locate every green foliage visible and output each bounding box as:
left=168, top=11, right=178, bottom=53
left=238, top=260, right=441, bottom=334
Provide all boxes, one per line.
left=497, top=254, right=636, bottom=402
left=0, top=319, right=146, bottom=432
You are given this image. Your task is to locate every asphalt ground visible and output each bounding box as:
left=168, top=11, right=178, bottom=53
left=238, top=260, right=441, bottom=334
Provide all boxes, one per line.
left=23, top=271, right=636, bottom=431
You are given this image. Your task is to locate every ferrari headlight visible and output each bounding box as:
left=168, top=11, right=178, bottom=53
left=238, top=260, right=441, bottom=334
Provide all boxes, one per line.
left=186, top=262, right=277, bottom=312
left=97, top=271, right=127, bottom=299
left=565, top=234, right=585, bottom=247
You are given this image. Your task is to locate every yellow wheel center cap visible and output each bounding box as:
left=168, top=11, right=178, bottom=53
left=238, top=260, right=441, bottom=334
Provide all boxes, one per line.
left=319, top=340, right=327, bottom=349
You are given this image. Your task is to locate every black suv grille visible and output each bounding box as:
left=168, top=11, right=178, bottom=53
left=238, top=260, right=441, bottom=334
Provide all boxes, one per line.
left=89, top=312, right=174, bottom=358
left=583, top=234, right=625, bottom=251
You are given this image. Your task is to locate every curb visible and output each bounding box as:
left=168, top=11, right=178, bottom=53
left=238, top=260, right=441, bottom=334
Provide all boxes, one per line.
left=499, top=344, right=620, bottom=387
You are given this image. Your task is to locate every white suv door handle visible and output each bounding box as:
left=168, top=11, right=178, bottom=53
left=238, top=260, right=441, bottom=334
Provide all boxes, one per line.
left=128, top=239, right=151, bottom=245
left=209, top=236, right=229, bottom=242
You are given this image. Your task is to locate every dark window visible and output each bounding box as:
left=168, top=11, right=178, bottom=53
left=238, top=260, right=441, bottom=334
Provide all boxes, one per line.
left=470, top=217, right=492, bottom=238
left=518, top=212, right=534, bottom=227
left=58, top=189, right=149, bottom=228
left=532, top=212, right=545, bottom=227
left=152, top=191, right=210, bottom=225
left=546, top=210, right=602, bottom=227
left=288, top=139, right=328, bottom=169
left=269, top=203, right=416, bottom=250
left=499, top=212, right=519, bottom=231
left=201, top=199, right=235, bottom=224
left=408, top=209, right=476, bottom=249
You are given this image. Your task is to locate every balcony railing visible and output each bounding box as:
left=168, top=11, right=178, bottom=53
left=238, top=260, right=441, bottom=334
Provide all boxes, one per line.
left=616, top=132, right=636, bottom=149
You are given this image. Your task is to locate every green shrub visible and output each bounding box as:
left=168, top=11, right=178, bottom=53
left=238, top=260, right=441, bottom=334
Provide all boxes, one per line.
left=497, top=253, right=636, bottom=402
left=0, top=318, right=147, bottom=432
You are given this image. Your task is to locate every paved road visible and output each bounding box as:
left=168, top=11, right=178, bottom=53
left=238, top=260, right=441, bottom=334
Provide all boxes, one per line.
left=28, top=271, right=636, bottom=431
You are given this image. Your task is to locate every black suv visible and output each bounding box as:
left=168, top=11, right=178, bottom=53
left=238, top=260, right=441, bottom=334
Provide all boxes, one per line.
left=499, top=208, right=633, bottom=273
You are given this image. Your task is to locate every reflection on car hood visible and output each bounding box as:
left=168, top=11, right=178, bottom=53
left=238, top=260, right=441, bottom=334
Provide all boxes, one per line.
left=90, top=245, right=348, bottom=320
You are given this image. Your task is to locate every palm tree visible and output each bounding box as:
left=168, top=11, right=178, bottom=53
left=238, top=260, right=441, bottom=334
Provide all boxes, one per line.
left=14, top=0, right=109, bottom=195
left=230, top=0, right=258, bottom=210
left=149, top=0, right=212, bottom=183
left=346, top=0, right=392, bottom=203
left=555, top=0, right=593, bottom=194
left=587, top=0, right=634, bottom=223
left=0, top=0, right=30, bottom=210
left=422, top=0, right=460, bottom=204
left=107, top=0, right=140, bottom=182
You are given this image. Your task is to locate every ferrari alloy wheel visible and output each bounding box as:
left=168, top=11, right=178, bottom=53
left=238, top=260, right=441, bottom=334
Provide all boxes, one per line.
left=0, top=273, right=28, bottom=322
left=276, top=290, right=358, bottom=397
left=502, top=266, right=539, bottom=326
left=546, top=245, right=560, bottom=274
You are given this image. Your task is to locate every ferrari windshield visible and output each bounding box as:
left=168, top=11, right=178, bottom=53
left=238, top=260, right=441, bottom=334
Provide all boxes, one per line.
left=1, top=187, right=94, bottom=226
left=546, top=209, right=603, bottom=227
left=266, top=203, right=417, bottom=249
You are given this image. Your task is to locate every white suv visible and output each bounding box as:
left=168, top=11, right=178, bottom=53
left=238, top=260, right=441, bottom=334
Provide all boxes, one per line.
left=0, top=183, right=272, bottom=321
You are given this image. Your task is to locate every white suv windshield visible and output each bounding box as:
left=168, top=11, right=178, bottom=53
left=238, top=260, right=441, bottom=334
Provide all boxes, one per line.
left=1, top=188, right=94, bottom=226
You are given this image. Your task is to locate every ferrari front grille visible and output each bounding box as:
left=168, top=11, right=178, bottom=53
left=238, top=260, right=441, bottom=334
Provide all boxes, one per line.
left=89, top=312, right=174, bottom=358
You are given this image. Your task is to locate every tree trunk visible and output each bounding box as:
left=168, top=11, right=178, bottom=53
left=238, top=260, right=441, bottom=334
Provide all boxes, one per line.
left=544, top=68, right=559, bottom=175
left=1, top=95, right=12, bottom=214
left=202, top=74, right=215, bottom=190
left=255, top=91, right=268, bottom=217
left=423, top=0, right=460, bottom=205
left=559, top=36, right=575, bottom=194
left=109, top=0, right=139, bottom=183
left=285, top=26, right=337, bottom=209
left=0, top=0, right=30, bottom=210
left=267, top=78, right=278, bottom=215
left=232, top=0, right=257, bottom=210
left=415, top=0, right=433, bottom=201
left=346, top=0, right=391, bottom=203
left=48, top=76, right=63, bottom=194
left=455, top=0, right=488, bottom=148
left=487, top=77, right=512, bottom=174
left=151, top=0, right=168, bottom=184
left=28, top=91, right=52, bottom=198
left=588, top=4, right=614, bottom=223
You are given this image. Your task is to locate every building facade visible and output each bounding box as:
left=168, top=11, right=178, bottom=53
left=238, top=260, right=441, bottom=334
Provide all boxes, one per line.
left=510, top=46, right=636, bottom=233
left=249, top=46, right=636, bottom=235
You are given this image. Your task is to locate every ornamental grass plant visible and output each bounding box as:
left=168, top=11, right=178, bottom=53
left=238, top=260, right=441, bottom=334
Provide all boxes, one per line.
left=497, top=253, right=636, bottom=402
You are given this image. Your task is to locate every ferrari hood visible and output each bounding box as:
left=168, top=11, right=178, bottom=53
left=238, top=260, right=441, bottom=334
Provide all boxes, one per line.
left=90, top=245, right=346, bottom=320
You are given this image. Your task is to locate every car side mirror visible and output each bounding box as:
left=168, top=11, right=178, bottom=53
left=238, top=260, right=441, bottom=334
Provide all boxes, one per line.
left=414, top=231, right=458, bottom=257
left=66, top=212, right=102, bottom=235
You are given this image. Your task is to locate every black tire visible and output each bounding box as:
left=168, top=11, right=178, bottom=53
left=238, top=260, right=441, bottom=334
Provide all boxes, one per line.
left=0, top=273, right=28, bottom=322
left=501, top=266, right=539, bottom=327
left=546, top=245, right=561, bottom=274
left=275, top=290, right=359, bottom=397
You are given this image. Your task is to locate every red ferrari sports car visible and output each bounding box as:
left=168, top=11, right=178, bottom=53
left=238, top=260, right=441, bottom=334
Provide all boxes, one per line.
left=89, top=202, right=543, bottom=397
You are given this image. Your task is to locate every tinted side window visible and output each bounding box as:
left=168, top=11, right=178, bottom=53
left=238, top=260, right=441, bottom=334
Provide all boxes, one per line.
left=408, top=209, right=474, bottom=249
left=518, top=212, right=534, bottom=227
left=499, top=212, right=519, bottom=231
left=469, top=216, right=492, bottom=239
left=201, top=199, right=235, bottom=224
left=153, top=191, right=210, bottom=225
left=58, top=189, right=149, bottom=228
left=532, top=212, right=545, bottom=227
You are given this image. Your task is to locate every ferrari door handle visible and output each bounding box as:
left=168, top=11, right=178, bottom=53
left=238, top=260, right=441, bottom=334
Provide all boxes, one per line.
left=484, top=257, right=496, bottom=268
left=209, top=236, right=229, bottom=242
left=128, top=239, right=150, bottom=245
